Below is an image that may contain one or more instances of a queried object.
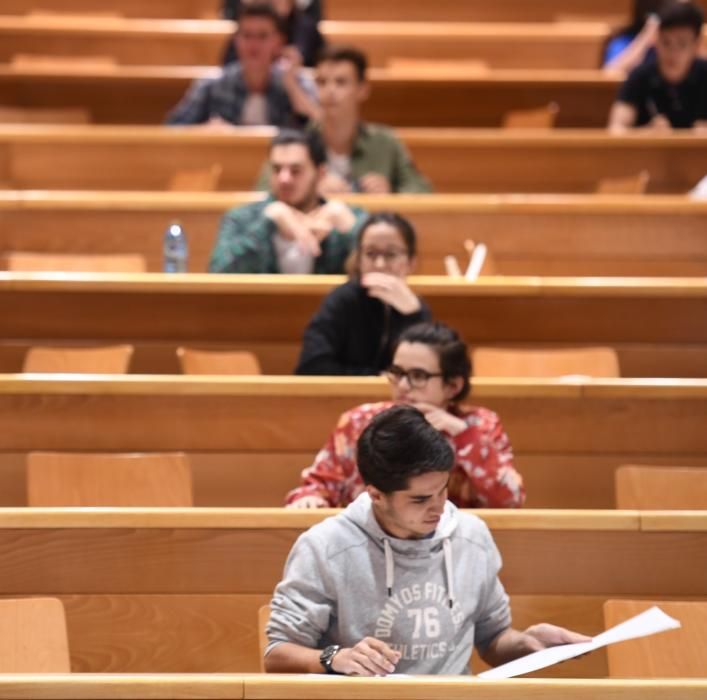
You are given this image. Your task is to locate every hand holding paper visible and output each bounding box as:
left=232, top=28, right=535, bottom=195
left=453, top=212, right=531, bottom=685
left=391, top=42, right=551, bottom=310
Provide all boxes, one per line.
left=478, top=606, right=681, bottom=680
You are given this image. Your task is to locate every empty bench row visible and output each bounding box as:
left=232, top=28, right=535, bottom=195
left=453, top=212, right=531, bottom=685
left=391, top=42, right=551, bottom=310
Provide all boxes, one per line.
left=1, top=376, right=706, bottom=508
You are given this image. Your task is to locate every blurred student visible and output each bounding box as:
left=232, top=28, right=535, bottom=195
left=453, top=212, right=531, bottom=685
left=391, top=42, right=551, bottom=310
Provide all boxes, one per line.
left=257, top=46, right=432, bottom=194
left=608, top=2, right=707, bottom=131
left=603, top=0, right=667, bottom=74
left=223, top=0, right=324, bottom=67
left=289, top=321, right=525, bottom=509
left=295, top=212, right=430, bottom=374
left=209, top=129, right=365, bottom=273
left=166, top=3, right=318, bottom=127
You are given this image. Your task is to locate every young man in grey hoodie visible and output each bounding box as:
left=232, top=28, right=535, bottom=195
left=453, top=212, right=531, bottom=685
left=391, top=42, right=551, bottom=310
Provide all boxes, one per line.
left=265, top=405, right=589, bottom=676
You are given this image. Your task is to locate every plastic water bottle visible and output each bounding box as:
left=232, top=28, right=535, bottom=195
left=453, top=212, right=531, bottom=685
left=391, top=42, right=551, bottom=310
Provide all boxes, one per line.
left=163, top=222, right=188, bottom=273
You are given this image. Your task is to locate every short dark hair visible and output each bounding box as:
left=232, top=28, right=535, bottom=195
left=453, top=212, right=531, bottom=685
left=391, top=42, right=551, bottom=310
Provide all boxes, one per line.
left=237, top=2, right=287, bottom=36
left=395, top=322, right=472, bottom=402
left=316, top=45, right=368, bottom=81
left=357, top=405, right=454, bottom=493
left=270, top=128, right=326, bottom=167
left=659, top=1, right=704, bottom=36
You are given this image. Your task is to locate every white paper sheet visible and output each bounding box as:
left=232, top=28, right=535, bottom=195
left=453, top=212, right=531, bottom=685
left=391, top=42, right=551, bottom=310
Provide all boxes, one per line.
left=477, top=606, right=681, bottom=680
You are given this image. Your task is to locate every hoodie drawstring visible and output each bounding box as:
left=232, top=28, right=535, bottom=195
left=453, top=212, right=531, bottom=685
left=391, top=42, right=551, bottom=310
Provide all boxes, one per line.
left=384, top=536, right=455, bottom=609
left=443, top=538, right=455, bottom=609
left=384, top=538, right=394, bottom=597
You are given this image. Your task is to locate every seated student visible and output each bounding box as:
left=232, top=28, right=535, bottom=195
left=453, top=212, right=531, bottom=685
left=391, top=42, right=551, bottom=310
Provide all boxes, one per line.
left=209, top=129, right=366, bottom=273
left=166, top=3, right=318, bottom=127
left=295, top=213, right=431, bottom=375
left=602, top=1, right=675, bottom=74
left=289, top=322, right=525, bottom=509
left=223, top=0, right=324, bottom=68
left=608, top=1, right=707, bottom=131
left=225, top=0, right=321, bottom=23
left=267, top=405, right=587, bottom=675
left=257, top=46, right=432, bottom=194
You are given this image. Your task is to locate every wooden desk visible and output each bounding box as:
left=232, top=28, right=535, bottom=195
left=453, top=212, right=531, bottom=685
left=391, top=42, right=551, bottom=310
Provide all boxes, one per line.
left=3, top=17, right=706, bottom=70
left=0, top=376, right=706, bottom=509
left=5, top=0, right=706, bottom=23
left=0, top=17, right=615, bottom=70
left=3, top=191, right=707, bottom=276
left=0, top=509, right=702, bottom=673
left=0, top=65, right=622, bottom=127
left=0, top=126, right=705, bottom=193
left=1, top=274, right=707, bottom=378
left=0, top=676, right=705, bottom=700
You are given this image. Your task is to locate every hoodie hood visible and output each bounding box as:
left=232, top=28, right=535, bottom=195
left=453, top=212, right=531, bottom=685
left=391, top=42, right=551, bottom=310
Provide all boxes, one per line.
left=342, top=493, right=459, bottom=608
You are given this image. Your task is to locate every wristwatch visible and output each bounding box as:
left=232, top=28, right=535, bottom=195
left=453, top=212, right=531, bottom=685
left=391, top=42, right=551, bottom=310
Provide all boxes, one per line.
left=319, top=644, right=341, bottom=674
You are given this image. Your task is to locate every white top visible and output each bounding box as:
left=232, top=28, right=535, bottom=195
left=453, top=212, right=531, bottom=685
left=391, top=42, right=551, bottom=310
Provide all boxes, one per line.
left=241, top=93, right=268, bottom=126
left=273, top=233, right=315, bottom=274
left=327, top=151, right=353, bottom=182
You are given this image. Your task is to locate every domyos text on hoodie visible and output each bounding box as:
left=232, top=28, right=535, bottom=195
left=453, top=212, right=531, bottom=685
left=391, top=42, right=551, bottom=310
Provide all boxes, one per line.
left=266, top=493, right=511, bottom=674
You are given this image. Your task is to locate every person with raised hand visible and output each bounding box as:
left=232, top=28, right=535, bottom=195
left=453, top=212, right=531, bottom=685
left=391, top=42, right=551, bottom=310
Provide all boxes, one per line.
left=295, top=212, right=430, bottom=375
left=289, top=322, right=525, bottom=509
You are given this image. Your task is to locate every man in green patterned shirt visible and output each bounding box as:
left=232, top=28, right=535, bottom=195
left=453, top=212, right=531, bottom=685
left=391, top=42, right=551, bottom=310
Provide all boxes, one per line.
left=209, top=130, right=367, bottom=274
left=255, top=46, right=432, bottom=194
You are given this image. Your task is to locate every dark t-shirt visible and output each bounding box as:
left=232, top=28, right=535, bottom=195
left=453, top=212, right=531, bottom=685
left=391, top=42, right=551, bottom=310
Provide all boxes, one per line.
left=617, top=57, right=707, bottom=128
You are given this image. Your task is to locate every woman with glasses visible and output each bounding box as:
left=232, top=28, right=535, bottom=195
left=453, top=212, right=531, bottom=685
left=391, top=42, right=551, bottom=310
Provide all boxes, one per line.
left=287, top=321, right=525, bottom=509
left=295, top=212, right=431, bottom=375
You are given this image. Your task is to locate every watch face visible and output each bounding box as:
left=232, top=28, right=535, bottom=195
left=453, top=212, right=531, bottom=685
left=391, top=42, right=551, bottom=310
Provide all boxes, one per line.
left=320, top=644, right=340, bottom=670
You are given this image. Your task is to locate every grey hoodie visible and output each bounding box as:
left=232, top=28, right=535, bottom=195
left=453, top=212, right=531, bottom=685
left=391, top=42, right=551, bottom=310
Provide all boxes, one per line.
left=266, top=493, right=511, bottom=674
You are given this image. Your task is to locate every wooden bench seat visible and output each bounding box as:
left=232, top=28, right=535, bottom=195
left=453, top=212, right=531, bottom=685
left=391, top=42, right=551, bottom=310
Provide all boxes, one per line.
left=2, top=17, right=705, bottom=69
left=1, top=274, right=707, bottom=378
left=0, top=508, right=702, bottom=674
left=2, top=0, right=705, bottom=23
left=0, top=376, right=706, bottom=509
left=0, top=127, right=705, bottom=193
left=0, top=676, right=704, bottom=698
left=2, top=191, right=707, bottom=276
left=0, top=17, right=624, bottom=70
left=0, top=65, right=624, bottom=127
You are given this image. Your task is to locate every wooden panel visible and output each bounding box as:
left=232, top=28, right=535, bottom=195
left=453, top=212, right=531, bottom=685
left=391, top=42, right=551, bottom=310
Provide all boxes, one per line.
left=0, top=377, right=706, bottom=456
left=3, top=193, right=707, bottom=275
left=0, top=66, right=622, bottom=128
left=0, top=511, right=703, bottom=599
left=1, top=128, right=706, bottom=193
left=0, top=677, right=704, bottom=700
left=2, top=275, right=707, bottom=376
left=605, top=600, right=707, bottom=678
left=4, top=451, right=707, bottom=510
left=245, top=676, right=707, bottom=700
left=27, top=452, right=193, bottom=507
left=61, top=594, right=271, bottom=672
left=5, top=0, right=697, bottom=22
left=0, top=597, right=69, bottom=672
left=0, top=593, right=628, bottom=675
left=614, top=466, right=707, bottom=510
left=0, top=18, right=619, bottom=70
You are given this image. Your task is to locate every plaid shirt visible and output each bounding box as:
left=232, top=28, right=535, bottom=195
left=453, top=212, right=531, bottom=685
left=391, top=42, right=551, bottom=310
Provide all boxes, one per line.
left=165, top=62, right=317, bottom=126
left=286, top=401, right=525, bottom=508
left=208, top=197, right=368, bottom=273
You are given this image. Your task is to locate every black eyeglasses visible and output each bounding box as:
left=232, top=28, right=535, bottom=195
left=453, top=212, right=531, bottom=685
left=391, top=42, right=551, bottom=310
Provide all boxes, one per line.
left=361, top=248, right=409, bottom=264
left=385, top=365, right=444, bottom=388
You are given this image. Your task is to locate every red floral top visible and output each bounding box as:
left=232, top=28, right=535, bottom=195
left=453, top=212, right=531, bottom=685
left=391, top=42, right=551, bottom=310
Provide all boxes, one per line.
left=286, top=401, right=525, bottom=508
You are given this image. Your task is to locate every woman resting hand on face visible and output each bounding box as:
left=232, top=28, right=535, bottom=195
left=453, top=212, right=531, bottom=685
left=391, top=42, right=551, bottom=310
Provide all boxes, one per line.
left=288, top=322, right=526, bottom=510
left=294, top=212, right=431, bottom=376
